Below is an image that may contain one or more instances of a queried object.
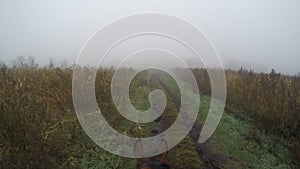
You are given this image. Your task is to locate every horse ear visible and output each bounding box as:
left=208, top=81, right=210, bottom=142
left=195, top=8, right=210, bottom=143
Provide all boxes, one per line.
left=157, top=139, right=168, bottom=160
left=134, top=139, right=144, bottom=158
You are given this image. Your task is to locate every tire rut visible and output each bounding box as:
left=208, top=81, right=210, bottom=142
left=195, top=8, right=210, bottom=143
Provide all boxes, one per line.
left=155, top=76, right=227, bottom=169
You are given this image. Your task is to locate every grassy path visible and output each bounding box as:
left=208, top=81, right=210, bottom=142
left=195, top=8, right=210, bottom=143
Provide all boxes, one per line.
left=156, top=72, right=294, bottom=169
left=198, top=95, right=293, bottom=169
left=147, top=72, right=204, bottom=168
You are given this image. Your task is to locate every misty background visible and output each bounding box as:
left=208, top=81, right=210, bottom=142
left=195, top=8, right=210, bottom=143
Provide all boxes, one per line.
left=0, top=0, right=299, bottom=74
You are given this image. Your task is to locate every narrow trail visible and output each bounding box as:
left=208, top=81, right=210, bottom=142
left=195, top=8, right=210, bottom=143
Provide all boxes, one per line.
left=151, top=74, right=226, bottom=169
left=148, top=74, right=164, bottom=137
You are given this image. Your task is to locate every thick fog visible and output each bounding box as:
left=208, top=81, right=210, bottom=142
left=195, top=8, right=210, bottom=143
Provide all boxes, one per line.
left=0, top=0, right=299, bottom=74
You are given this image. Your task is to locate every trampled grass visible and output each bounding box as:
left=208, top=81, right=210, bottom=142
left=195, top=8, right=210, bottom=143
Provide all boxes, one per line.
left=198, top=95, right=293, bottom=169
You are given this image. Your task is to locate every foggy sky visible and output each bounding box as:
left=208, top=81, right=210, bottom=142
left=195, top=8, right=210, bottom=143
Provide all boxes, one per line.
left=0, top=0, right=299, bottom=74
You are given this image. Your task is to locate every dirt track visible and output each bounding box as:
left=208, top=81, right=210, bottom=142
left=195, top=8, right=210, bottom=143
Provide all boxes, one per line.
left=150, top=75, right=228, bottom=169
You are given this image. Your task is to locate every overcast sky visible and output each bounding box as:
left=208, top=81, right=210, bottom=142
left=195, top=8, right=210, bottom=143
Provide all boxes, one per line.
left=0, top=0, right=299, bottom=74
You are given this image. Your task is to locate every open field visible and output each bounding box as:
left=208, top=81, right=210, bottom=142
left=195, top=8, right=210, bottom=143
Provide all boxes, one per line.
left=0, top=65, right=299, bottom=168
